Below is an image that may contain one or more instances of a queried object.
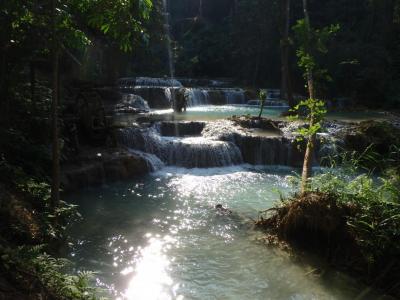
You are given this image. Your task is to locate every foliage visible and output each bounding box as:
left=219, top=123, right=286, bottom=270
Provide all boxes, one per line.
left=293, top=20, right=339, bottom=81
left=285, top=145, right=400, bottom=268
left=0, top=245, right=105, bottom=299
left=288, top=98, right=327, bottom=141
left=82, top=0, right=153, bottom=52
left=310, top=168, right=400, bottom=265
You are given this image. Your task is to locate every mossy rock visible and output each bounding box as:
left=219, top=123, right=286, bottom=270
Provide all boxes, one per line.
left=344, top=120, right=400, bottom=156
left=229, top=115, right=281, bottom=132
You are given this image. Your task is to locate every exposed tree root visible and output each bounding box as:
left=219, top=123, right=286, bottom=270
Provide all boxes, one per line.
left=255, top=191, right=400, bottom=298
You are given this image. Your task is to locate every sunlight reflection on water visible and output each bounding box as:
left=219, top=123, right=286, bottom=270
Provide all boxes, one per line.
left=122, top=235, right=180, bottom=300
left=69, top=165, right=377, bottom=300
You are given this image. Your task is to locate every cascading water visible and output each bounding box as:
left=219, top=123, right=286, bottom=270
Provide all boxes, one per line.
left=116, top=126, right=243, bottom=168
left=164, top=87, right=172, bottom=104
left=238, top=136, right=294, bottom=165
left=186, top=88, right=210, bottom=106
left=224, top=89, right=246, bottom=104
left=135, top=77, right=182, bottom=87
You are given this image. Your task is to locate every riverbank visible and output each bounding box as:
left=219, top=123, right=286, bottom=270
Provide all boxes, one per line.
left=255, top=160, right=400, bottom=298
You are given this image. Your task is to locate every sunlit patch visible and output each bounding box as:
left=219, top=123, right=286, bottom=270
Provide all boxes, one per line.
left=123, top=236, right=179, bottom=300
left=72, top=165, right=370, bottom=299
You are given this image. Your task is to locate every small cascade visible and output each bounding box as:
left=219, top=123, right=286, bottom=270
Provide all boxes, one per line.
left=117, top=127, right=164, bottom=157
left=126, top=149, right=165, bottom=171
left=224, top=89, right=246, bottom=104
left=117, top=77, right=182, bottom=88
left=238, top=136, right=294, bottom=165
left=186, top=88, right=210, bottom=106
left=165, top=137, right=243, bottom=168
left=135, top=77, right=182, bottom=87
left=116, top=126, right=243, bottom=168
left=164, top=87, right=172, bottom=103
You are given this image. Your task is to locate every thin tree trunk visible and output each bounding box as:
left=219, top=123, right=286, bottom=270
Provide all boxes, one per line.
left=50, top=0, right=60, bottom=209
left=199, top=0, right=203, bottom=18
left=258, top=101, right=265, bottom=118
left=281, top=0, right=294, bottom=108
left=301, top=0, right=316, bottom=193
left=30, top=61, right=36, bottom=113
left=0, top=50, right=9, bottom=124
left=303, top=0, right=315, bottom=100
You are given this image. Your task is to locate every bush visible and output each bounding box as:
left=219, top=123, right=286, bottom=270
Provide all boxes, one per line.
left=309, top=169, right=400, bottom=266
left=0, top=245, right=105, bottom=300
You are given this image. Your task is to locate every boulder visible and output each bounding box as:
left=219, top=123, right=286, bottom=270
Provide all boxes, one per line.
left=343, top=120, right=400, bottom=156
left=114, top=94, right=150, bottom=114
left=61, top=149, right=150, bottom=192
left=133, top=87, right=171, bottom=108
left=159, top=121, right=206, bottom=137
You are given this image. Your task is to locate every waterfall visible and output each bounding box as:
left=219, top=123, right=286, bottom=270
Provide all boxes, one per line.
left=238, top=136, right=294, bottom=166
left=116, top=127, right=243, bottom=168
left=164, top=137, right=243, bottom=168
left=127, top=149, right=165, bottom=171
left=186, top=88, right=210, bottom=106
left=179, top=88, right=247, bottom=107
left=224, top=89, right=246, bottom=104
left=164, top=87, right=172, bottom=104
left=135, top=77, right=182, bottom=87
left=117, top=77, right=182, bottom=89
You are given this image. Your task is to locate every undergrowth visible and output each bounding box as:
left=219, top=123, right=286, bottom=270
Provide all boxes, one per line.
left=257, top=147, right=400, bottom=296
left=0, top=244, right=105, bottom=300
left=0, top=156, right=104, bottom=299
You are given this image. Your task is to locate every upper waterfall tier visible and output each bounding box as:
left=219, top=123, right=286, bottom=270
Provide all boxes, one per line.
left=116, top=77, right=289, bottom=109
left=118, top=77, right=183, bottom=88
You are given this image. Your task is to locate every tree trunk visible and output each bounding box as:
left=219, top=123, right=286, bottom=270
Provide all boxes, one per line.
left=50, top=0, right=60, bottom=209
left=30, top=61, right=36, bottom=113
left=199, top=0, right=203, bottom=18
left=302, top=0, right=315, bottom=99
left=280, top=0, right=294, bottom=108
left=0, top=50, right=9, bottom=124
left=300, top=0, right=316, bottom=193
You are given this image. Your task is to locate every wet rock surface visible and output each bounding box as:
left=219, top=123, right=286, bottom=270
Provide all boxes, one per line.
left=114, top=94, right=150, bottom=114
left=341, top=120, right=400, bottom=155
left=132, top=86, right=172, bottom=108
left=64, top=112, right=400, bottom=190
left=158, top=121, right=206, bottom=137
left=61, top=149, right=151, bottom=192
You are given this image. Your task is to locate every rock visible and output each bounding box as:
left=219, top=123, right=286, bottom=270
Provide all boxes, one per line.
left=61, top=149, right=150, bottom=192
left=342, top=120, right=400, bottom=156
left=114, top=94, right=150, bottom=114
left=229, top=115, right=282, bottom=133
left=158, top=121, right=206, bottom=137
left=202, top=120, right=306, bottom=167
left=132, top=87, right=172, bottom=108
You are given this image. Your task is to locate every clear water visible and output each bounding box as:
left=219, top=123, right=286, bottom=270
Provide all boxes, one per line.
left=152, top=105, right=286, bottom=121
left=113, top=105, right=390, bottom=125
left=68, top=165, right=378, bottom=300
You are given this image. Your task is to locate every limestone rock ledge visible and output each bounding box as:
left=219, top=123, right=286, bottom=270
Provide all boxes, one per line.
left=61, top=148, right=150, bottom=192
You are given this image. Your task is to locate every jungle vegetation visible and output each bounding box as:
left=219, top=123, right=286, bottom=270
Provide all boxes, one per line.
left=0, top=0, right=400, bottom=299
